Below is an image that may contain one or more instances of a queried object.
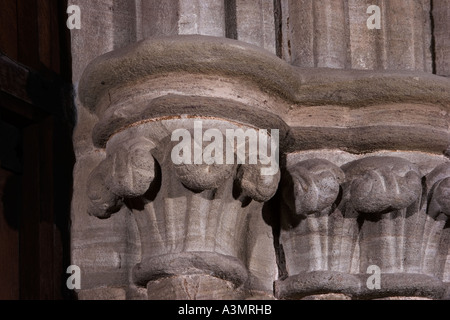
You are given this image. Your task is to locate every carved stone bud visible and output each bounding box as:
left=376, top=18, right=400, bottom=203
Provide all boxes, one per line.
left=87, top=160, right=123, bottom=219
left=283, top=159, right=345, bottom=217
left=174, top=162, right=235, bottom=192
left=105, top=136, right=156, bottom=198
left=87, top=135, right=157, bottom=218
left=426, top=163, right=450, bottom=219
left=342, top=157, right=422, bottom=214
left=236, top=163, right=280, bottom=203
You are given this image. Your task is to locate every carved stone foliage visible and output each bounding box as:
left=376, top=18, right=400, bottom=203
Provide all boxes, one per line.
left=86, top=119, right=280, bottom=299
left=277, top=156, right=450, bottom=300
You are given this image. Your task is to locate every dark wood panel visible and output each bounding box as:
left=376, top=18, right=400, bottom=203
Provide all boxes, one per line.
left=0, top=54, right=32, bottom=104
left=17, top=0, right=40, bottom=70
left=0, top=0, right=72, bottom=300
left=38, top=0, right=61, bottom=74
left=0, top=0, right=70, bottom=78
left=38, top=117, right=54, bottom=299
left=0, top=168, right=20, bottom=300
left=0, top=0, right=18, bottom=60
left=20, top=123, right=41, bottom=300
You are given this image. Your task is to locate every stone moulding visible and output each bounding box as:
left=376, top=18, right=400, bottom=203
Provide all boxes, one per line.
left=79, top=35, right=450, bottom=155
left=79, top=35, right=450, bottom=112
left=77, top=35, right=450, bottom=299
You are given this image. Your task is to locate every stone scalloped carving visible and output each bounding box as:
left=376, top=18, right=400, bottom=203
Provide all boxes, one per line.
left=277, top=155, right=449, bottom=300
left=282, top=159, right=344, bottom=218
left=342, top=156, right=422, bottom=215
left=426, top=163, right=450, bottom=220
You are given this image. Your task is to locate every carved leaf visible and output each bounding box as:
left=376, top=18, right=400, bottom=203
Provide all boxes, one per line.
left=105, top=137, right=156, bottom=198
left=236, top=164, right=280, bottom=202
left=426, top=163, right=450, bottom=219
left=87, top=159, right=123, bottom=219
left=343, top=157, right=422, bottom=214
left=283, top=159, right=344, bottom=217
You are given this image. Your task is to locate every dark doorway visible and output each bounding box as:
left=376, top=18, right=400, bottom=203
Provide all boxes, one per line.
left=0, top=0, right=74, bottom=300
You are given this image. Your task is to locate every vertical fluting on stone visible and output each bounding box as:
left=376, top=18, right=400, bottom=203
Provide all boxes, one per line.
left=141, top=0, right=179, bottom=37
left=280, top=0, right=433, bottom=72
left=280, top=0, right=349, bottom=68
left=347, top=0, right=385, bottom=70
left=232, top=0, right=277, bottom=54
left=69, top=0, right=141, bottom=83
left=422, top=0, right=434, bottom=73
left=280, top=159, right=348, bottom=274
left=339, top=157, right=448, bottom=299
left=141, top=0, right=226, bottom=38
left=111, top=0, right=141, bottom=48
left=433, top=0, right=450, bottom=76
left=178, top=0, right=226, bottom=36
left=277, top=155, right=449, bottom=299
left=384, top=0, right=432, bottom=71
left=342, top=157, right=424, bottom=274
left=245, top=203, right=279, bottom=298
left=276, top=159, right=361, bottom=300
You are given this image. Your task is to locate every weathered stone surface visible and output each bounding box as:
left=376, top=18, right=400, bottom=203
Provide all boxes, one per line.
left=301, top=294, right=352, bottom=300
left=342, top=157, right=422, bottom=214
left=84, top=118, right=280, bottom=298
left=70, top=4, right=450, bottom=300
left=357, top=273, right=446, bottom=300
left=142, top=0, right=226, bottom=38
left=281, top=0, right=432, bottom=71
left=68, top=0, right=141, bottom=83
left=278, top=153, right=449, bottom=299
left=78, top=36, right=450, bottom=158
left=79, top=36, right=450, bottom=113
left=275, top=271, right=361, bottom=300
left=426, top=163, right=450, bottom=219
left=146, top=275, right=243, bottom=300
left=434, top=0, right=450, bottom=76
left=234, top=0, right=276, bottom=54
left=282, top=159, right=344, bottom=218
left=77, top=287, right=127, bottom=300
left=281, top=0, right=348, bottom=68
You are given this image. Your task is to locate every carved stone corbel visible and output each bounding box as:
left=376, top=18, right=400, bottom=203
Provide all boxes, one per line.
left=86, top=116, right=281, bottom=299
left=277, top=155, right=449, bottom=300
left=74, top=35, right=450, bottom=300
left=275, top=158, right=358, bottom=300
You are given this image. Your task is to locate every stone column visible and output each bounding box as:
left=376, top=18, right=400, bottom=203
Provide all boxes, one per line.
left=433, top=0, right=450, bottom=76
left=141, top=0, right=226, bottom=38
left=281, top=0, right=433, bottom=71
left=231, top=0, right=277, bottom=54
left=140, top=0, right=277, bottom=54
left=76, top=36, right=289, bottom=299
left=280, top=0, right=349, bottom=68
